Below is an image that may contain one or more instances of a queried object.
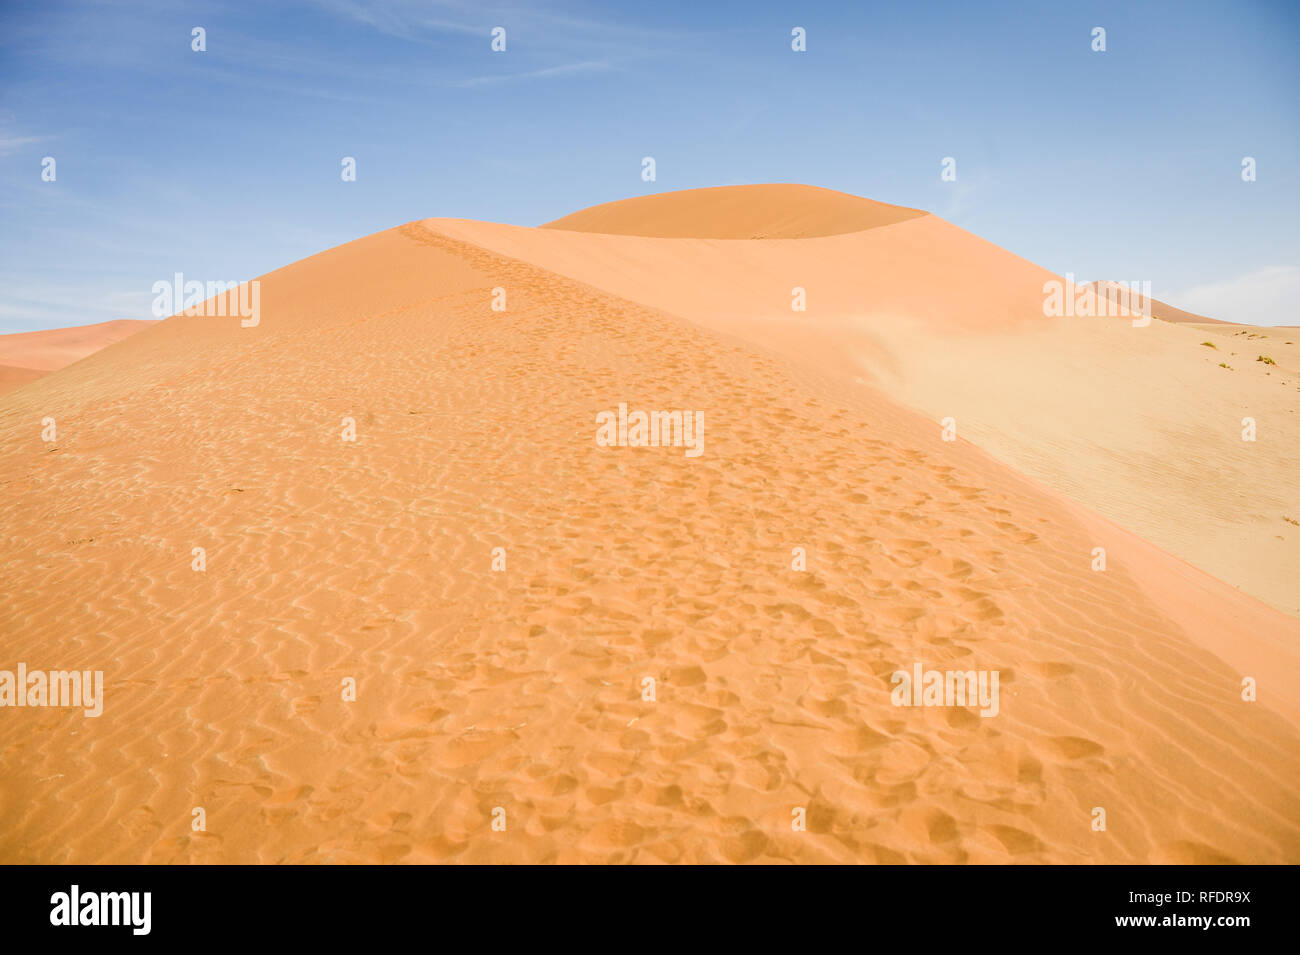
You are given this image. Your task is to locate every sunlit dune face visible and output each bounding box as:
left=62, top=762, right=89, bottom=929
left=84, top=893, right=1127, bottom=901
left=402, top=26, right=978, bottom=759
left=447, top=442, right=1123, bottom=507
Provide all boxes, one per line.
left=541, top=183, right=928, bottom=239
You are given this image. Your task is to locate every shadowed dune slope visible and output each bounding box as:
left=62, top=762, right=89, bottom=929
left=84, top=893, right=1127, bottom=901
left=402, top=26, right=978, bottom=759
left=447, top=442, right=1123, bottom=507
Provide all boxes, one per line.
left=541, top=184, right=928, bottom=239
left=1, top=211, right=1297, bottom=864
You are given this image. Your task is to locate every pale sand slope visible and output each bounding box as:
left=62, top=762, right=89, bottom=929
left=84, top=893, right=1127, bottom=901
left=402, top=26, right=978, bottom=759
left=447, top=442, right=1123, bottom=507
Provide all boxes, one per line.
left=0, top=208, right=1297, bottom=863
left=1088, top=281, right=1229, bottom=325
left=0, top=319, right=157, bottom=396
left=437, top=201, right=1300, bottom=618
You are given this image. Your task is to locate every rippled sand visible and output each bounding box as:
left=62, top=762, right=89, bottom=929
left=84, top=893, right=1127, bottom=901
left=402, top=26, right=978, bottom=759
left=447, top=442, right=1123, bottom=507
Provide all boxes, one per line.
left=1, top=187, right=1296, bottom=863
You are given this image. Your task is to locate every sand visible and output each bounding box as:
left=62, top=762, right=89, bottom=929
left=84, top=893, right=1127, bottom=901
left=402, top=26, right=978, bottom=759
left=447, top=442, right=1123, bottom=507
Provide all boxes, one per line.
left=542, top=183, right=928, bottom=238
left=439, top=205, right=1300, bottom=617
left=0, top=319, right=156, bottom=396
left=1088, top=282, right=1229, bottom=325
left=0, top=186, right=1296, bottom=864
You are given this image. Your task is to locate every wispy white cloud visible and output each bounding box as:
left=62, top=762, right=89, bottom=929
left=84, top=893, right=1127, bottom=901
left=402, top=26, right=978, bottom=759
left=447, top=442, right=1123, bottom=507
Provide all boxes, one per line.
left=454, top=58, right=612, bottom=87
left=0, top=110, right=47, bottom=156
left=308, top=0, right=485, bottom=38
left=1173, top=265, right=1299, bottom=327
left=0, top=279, right=145, bottom=332
left=307, top=0, right=684, bottom=57
left=3, top=1, right=680, bottom=101
left=0, top=135, right=44, bottom=155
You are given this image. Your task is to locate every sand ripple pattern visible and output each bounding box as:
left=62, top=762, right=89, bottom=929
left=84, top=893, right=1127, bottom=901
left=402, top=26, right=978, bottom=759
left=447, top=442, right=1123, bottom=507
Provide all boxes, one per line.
left=0, top=222, right=1296, bottom=863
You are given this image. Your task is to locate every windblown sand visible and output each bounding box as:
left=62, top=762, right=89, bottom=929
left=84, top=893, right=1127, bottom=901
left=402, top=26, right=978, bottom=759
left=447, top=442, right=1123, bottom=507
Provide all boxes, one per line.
left=0, top=186, right=1296, bottom=863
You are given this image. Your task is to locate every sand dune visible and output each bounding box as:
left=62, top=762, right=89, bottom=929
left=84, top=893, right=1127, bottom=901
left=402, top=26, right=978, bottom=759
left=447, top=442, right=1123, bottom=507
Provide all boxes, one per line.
left=542, top=183, right=927, bottom=239
left=436, top=200, right=1300, bottom=617
left=0, top=319, right=156, bottom=395
left=1, top=188, right=1297, bottom=864
left=1088, top=281, right=1229, bottom=325
left=0, top=364, right=46, bottom=395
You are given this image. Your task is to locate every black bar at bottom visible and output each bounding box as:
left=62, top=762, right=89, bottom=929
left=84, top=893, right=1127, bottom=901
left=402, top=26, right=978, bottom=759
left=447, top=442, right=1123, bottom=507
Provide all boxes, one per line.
left=0, top=864, right=1284, bottom=942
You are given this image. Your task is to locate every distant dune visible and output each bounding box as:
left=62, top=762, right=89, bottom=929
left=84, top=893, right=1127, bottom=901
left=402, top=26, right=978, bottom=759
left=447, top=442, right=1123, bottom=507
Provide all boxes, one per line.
left=0, top=319, right=156, bottom=395
left=0, top=364, right=46, bottom=394
left=1088, top=280, right=1230, bottom=325
left=1, top=186, right=1296, bottom=864
left=542, top=183, right=927, bottom=239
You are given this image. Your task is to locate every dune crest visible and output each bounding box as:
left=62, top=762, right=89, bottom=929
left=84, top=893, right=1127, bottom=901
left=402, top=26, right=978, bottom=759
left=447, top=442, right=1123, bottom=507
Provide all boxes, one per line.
left=541, top=183, right=927, bottom=239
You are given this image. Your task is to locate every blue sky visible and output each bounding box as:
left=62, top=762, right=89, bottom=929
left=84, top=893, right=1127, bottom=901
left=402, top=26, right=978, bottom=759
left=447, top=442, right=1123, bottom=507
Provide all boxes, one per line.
left=1, top=0, right=1297, bottom=331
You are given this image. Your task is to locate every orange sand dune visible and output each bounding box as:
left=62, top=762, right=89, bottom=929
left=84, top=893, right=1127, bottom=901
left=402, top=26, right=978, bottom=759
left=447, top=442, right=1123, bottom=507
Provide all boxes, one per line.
left=1, top=189, right=1297, bottom=864
left=0, top=364, right=46, bottom=395
left=0, top=319, right=156, bottom=395
left=436, top=195, right=1300, bottom=616
left=543, top=183, right=927, bottom=239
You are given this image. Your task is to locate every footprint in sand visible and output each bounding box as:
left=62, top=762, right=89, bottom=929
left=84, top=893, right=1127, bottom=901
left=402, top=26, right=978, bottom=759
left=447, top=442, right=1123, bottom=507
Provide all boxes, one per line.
left=1149, top=840, right=1240, bottom=864
left=1035, top=735, right=1105, bottom=761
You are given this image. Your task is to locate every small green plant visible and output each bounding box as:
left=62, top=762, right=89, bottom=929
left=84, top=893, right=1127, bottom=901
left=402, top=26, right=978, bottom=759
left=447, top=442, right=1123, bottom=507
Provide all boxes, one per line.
left=1200, top=341, right=1217, bottom=348
left=1219, top=362, right=1232, bottom=369
left=1258, top=355, right=1276, bottom=365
